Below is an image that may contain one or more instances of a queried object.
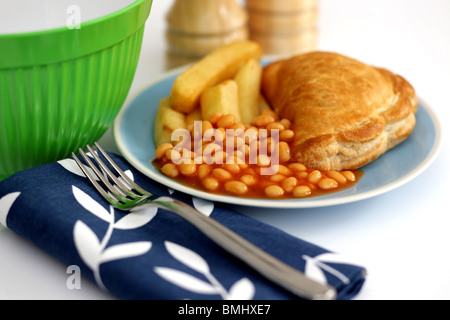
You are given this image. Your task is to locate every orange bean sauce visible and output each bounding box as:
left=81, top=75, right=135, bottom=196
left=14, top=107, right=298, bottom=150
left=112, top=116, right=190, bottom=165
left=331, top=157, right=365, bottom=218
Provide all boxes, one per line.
left=154, top=111, right=363, bottom=200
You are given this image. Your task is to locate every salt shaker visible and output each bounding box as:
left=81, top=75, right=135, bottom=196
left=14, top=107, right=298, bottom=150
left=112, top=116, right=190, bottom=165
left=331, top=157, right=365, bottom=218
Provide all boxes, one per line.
left=166, top=0, right=249, bottom=68
left=245, top=0, right=318, bottom=56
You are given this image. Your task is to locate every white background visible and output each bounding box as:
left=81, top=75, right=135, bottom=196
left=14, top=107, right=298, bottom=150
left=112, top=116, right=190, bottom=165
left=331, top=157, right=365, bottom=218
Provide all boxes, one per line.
left=0, top=0, right=449, bottom=300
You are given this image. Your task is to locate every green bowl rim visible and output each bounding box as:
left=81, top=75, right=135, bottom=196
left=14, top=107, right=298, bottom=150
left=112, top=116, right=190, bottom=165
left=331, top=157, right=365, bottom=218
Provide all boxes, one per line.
left=0, top=0, right=152, bottom=69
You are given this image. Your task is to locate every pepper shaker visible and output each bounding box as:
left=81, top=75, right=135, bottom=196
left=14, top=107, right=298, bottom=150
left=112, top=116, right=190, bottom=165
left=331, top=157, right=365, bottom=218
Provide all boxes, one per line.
left=166, top=0, right=249, bottom=68
left=245, top=0, right=318, bottom=56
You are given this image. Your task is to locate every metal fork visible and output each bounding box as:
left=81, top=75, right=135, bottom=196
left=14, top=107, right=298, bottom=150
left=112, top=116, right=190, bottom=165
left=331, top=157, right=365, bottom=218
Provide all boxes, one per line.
left=72, top=143, right=337, bottom=300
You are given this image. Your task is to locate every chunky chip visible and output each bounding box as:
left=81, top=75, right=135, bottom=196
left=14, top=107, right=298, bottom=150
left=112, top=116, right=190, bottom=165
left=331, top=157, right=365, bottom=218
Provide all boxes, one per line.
left=234, top=58, right=263, bottom=125
left=169, top=41, right=263, bottom=114
left=201, top=80, right=241, bottom=123
left=154, top=97, right=186, bottom=147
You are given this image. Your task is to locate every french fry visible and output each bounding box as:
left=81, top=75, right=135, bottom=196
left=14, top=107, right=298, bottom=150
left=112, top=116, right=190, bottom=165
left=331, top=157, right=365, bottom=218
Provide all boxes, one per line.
left=259, top=94, right=272, bottom=113
left=154, top=97, right=186, bottom=147
left=185, top=108, right=203, bottom=132
left=234, top=59, right=262, bottom=125
left=201, top=80, right=241, bottom=123
left=170, top=41, right=263, bottom=114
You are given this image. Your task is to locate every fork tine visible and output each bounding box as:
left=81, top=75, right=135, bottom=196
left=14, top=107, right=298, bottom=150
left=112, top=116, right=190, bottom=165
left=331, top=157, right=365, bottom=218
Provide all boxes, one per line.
left=77, top=148, right=129, bottom=204
left=94, top=142, right=148, bottom=195
left=71, top=152, right=122, bottom=207
left=86, top=145, right=142, bottom=200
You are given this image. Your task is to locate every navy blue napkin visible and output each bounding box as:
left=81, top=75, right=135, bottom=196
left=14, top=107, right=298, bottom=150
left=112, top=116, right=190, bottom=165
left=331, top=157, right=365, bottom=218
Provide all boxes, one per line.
left=0, top=153, right=366, bottom=300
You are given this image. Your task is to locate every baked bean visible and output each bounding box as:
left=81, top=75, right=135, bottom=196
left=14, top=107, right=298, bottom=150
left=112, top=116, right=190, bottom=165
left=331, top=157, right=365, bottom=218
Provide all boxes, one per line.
left=272, top=164, right=292, bottom=176
left=202, top=128, right=215, bottom=141
left=270, top=174, right=286, bottom=183
left=198, top=164, right=212, bottom=180
left=326, top=171, right=347, bottom=184
left=238, top=162, right=249, bottom=170
left=318, top=178, right=338, bottom=190
left=267, top=122, right=285, bottom=131
left=293, top=186, right=312, bottom=198
left=233, top=136, right=245, bottom=149
left=266, top=137, right=276, bottom=154
left=265, top=185, right=285, bottom=198
left=193, top=156, right=204, bottom=165
left=342, top=171, right=356, bottom=182
left=245, top=127, right=259, bottom=143
left=166, top=149, right=181, bottom=164
left=217, top=114, right=235, bottom=128
left=215, top=128, right=226, bottom=142
left=307, top=170, right=322, bottom=184
left=253, top=114, right=276, bottom=127
left=289, top=163, right=307, bottom=172
left=161, top=163, right=179, bottom=178
left=155, top=111, right=361, bottom=200
left=155, top=143, right=173, bottom=160
left=225, top=181, right=248, bottom=195
left=249, top=140, right=261, bottom=153
left=295, top=171, right=309, bottom=179
left=280, top=130, right=295, bottom=142
left=208, top=111, right=223, bottom=125
left=282, top=177, right=298, bottom=193
left=257, top=154, right=271, bottom=167
left=213, top=168, right=233, bottom=181
left=240, top=174, right=257, bottom=186
left=243, top=168, right=257, bottom=176
left=243, top=144, right=250, bottom=157
left=203, top=143, right=221, bottom=156
left=262, top=109, right=279, bottom=121
left=203, top=177, right=220, bottom=191
left=279, top=119, right=291, bottom=130
left=202, top=121, right=213, bottom=135
left=232, top=151, right=245, bottom=164
left=180, top=149, right=195, bottom=163
left=258, top=129, right=269, bottom=141
left=308, top=183, right=318, bottom=190
left=213, top=151, right=228, bottom=164
left=224, top=163, right=241, bottom=175
left=230, top=123, right=246, bottom=131
left=278, top=142, right=291, bottom=162
left=179, top=163, right=197, bottom=176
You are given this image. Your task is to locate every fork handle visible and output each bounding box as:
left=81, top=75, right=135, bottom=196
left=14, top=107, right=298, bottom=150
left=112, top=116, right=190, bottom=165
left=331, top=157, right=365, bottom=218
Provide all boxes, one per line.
left=138, top=196, right=337, bottom=300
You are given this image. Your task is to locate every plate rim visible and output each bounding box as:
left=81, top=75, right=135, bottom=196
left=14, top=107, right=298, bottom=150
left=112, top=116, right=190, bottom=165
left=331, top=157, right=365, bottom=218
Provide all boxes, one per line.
left=113, top=69, right=443, bottom=209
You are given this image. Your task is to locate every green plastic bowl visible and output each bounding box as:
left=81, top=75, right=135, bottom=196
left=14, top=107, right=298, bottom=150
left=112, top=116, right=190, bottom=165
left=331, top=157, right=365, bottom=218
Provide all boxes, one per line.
left=0, top=0, right=153, bottom=181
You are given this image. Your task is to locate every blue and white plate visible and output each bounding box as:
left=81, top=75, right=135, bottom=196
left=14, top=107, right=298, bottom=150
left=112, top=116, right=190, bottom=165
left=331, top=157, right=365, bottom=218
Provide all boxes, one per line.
left=113, top=67, right=442, bottom=208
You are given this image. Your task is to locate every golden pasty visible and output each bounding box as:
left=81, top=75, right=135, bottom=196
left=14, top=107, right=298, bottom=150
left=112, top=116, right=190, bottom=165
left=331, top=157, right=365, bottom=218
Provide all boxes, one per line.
left=262, top=51, right=418, bottom=170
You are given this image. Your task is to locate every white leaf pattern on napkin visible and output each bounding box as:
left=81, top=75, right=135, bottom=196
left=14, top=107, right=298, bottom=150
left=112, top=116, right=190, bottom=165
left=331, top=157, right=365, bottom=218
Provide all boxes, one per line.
left=192, top=198, right=214, bottom=217
left=72, top=183, right=154, bottom=291
left=226, top=278, right=255, bottom=300
left=72, top=186, right=112, bottom=223
left=166, top=241, right=210, bottom=274
left=0, top=192, right=21, bottom=228
left=303, top=255, right=328, bottom=285
left=74, top=220, right=102, bottom=271
left=62, top=157, right=259, bottom=299
left=100, top=242, right=152, bottom=264
left=114, top=207, right=158, bottom=230
left=156, top=242, right=255, bottom=300
left=303, top=253, right=352, bottom=285
left=58, top=159, right=99, bottom=180
left=154, top=267, right=218, bottom=295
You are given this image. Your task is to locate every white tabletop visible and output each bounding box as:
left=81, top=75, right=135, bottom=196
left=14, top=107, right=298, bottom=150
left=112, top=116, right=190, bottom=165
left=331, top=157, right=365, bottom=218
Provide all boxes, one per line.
left=1, top=0, right=449, bottom=300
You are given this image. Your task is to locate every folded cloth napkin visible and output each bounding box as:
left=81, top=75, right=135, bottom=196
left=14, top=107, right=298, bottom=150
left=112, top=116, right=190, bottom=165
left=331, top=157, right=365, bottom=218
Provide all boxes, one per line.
left=0, top=153, right=366, bottom=300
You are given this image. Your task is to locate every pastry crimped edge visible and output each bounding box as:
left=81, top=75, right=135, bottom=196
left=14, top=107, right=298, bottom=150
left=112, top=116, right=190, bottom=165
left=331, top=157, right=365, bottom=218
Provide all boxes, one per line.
left=262, top=52, right=418, bottom=171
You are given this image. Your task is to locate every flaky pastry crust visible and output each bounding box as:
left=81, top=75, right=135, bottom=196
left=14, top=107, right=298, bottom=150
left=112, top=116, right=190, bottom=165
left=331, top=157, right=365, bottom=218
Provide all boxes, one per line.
left=262, top=51, right=418, bottom=170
